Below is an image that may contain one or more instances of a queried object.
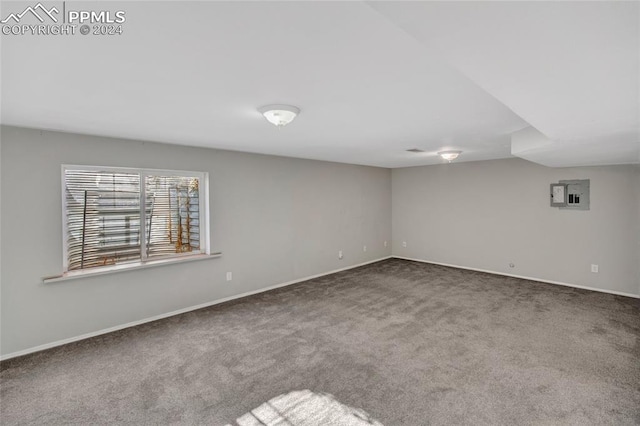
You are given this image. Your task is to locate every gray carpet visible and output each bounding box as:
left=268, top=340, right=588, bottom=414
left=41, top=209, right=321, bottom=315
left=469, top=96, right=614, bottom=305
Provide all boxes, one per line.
left=1, top=259, right=639, bottom=425
left=230, top=389, right=383, bottom=425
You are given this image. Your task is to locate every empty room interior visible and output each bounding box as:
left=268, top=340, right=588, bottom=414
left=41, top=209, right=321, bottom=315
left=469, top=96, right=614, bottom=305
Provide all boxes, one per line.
left=1, top=1, right=639, bottom=425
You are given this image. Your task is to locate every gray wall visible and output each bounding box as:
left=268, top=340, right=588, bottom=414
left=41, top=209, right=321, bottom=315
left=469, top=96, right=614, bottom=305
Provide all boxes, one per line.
left=2, top=126, right=638, bottom=358
left=392, top=159, right=640, bottom=296
left=0, top=126, right=392, bottom=357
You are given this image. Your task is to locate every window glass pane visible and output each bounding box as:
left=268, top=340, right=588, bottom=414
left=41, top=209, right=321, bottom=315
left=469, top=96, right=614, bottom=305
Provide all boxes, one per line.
left=65, top=170, right=141, bottom=270
left=144, top=175, right=200, bottom=258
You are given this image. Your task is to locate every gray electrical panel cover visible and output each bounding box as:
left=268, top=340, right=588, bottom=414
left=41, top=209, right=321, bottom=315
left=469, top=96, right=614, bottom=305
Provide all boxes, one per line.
left=559, top=179, right=590, bottom=210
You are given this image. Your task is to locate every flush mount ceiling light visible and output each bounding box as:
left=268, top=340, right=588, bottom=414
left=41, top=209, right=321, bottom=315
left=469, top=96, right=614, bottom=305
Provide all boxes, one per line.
left=258, top=104, right=300, bottom=127
left=438, top=150, right=462, bottom=162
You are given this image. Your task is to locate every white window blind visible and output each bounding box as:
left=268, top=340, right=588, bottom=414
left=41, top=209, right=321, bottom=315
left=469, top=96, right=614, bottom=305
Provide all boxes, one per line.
left=145, top=175, right=200, bottom=258
left=63, top=166, right=206, bottom=272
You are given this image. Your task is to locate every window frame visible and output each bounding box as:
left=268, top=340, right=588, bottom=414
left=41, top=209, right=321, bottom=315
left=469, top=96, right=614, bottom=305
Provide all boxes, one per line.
left=60, top=164, right=211, bottom=276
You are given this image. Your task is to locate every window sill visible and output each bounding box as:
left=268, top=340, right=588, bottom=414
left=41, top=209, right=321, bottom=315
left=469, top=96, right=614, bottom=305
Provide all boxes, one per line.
left=43, top=252, right=222, bottom=284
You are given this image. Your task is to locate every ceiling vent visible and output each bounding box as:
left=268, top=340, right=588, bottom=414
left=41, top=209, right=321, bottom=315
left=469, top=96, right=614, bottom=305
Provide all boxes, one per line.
left=406, top=148, right=425, bottom=153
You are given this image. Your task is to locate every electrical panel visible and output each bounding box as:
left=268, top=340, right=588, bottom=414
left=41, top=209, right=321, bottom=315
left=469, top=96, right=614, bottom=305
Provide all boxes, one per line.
left=550, top=179, right=590, bottom=210
left=550, top=183, right=567, bottom=207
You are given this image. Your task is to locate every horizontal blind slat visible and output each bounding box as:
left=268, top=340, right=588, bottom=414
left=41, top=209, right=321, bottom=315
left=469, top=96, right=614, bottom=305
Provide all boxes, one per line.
left=65, top=170, right=142, bottom=270
left=65, top=169, right=202, bottom=271
left=145, top=175, right=200, bottom=258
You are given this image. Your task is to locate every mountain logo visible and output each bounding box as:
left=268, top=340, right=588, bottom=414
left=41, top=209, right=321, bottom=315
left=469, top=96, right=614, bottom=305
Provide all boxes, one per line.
left=1, top=3, right=59, bottom=24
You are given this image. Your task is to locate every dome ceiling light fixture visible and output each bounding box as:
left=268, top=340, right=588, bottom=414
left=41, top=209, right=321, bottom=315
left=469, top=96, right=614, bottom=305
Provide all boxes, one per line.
left=258, top=104, right=300, bottom=127
left=438, top=150, right=462, bottom=162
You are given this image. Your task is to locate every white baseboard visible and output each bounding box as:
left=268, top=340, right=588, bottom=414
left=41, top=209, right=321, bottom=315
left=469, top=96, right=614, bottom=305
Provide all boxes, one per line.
left=393, top=256, right=640, bottom=299
left=1, top=256, right=392, bottom=361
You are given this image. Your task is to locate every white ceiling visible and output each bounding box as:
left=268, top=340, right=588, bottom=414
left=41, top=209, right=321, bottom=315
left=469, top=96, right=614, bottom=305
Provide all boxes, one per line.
left=1, top=1, right=638, bottom=168
left=369, top=0, right=640, bottom=167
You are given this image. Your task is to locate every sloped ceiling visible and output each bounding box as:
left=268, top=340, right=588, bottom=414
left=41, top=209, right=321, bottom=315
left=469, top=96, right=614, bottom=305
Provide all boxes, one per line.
left=369, top=1, right=640, bottom=167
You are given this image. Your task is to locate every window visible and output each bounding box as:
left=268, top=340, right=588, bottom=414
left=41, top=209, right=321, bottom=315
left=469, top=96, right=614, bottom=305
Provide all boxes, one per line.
left=62, top=165, right=209, bottom=273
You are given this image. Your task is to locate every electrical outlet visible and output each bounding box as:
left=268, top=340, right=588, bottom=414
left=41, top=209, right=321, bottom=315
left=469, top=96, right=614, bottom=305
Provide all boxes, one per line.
left=363, top=245, right=367, bottom=252
left=509, top=263, right=515, bottom=268
left=591, top=264, right=599, bottom=273
left=226, top=272, right=232, bottom=281
left=338, top=250, right=343, bottom=260
left=384, top=241, right=388, bottom=247
left=402, top=241, right=407, bottom=248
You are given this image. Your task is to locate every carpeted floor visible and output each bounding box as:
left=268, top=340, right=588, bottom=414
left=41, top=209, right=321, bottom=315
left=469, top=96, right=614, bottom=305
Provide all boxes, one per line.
left=1, top=259, right=639, bottom=425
